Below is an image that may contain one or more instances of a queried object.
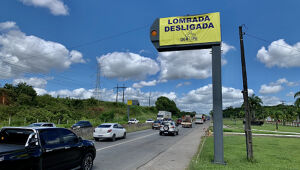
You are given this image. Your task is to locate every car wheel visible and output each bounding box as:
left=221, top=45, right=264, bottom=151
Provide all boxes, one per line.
left=176, top=131, right=179, bottom=135
left=94, top=138, right=99, bottom=142
left=81, top=153, right=93, bottom=170
left=111, top=134, right=116, bottom=142
left=159, top=132, right=162, bottom=136
left=122, top=132, right=126, bottom=139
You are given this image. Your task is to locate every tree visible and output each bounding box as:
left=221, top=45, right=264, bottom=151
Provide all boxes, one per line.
left=294, top=91, right=300, bottom=126
left=242, top=94, right=263, bottom=120
left=155, top=96, right=180, bottom=117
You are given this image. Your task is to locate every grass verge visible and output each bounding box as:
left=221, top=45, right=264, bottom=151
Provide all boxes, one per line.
left=189, top=135, right=300, bottom=170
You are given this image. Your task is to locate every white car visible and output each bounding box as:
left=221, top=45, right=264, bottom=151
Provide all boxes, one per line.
left=93, top=123, right=126, bottom=142
left=128, top=118, right=139, bottom=124
left=145, top=119, right=154, bottom=123
left=159, top=121, right=179, bottom=136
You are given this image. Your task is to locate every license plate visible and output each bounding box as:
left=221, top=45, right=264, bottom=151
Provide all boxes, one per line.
left=98, top=135, right=103, bottom=137
left=164, top=132, right=168, bottom=134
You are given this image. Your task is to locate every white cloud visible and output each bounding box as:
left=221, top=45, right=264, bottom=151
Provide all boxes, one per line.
left=286, top=92, right=294, bottom=97
left=176, top=81, right=191, bottom=88
left=132, top=80, right=157, bottom=88
left=20, top=0, right=69, bottom=16
left=259, top=84, right=283, bottom=94
left=260, top=96, right=282, bottom=106
left=97, top=52, right=159, bottom=80
left=0, top=21, right=18, bottom=31
left=158, top=42, right=234, bottom=80
left=13, top=77, right=48, bottom=88
left=177, top=84, right=254, bottom=113
left=49, top=88, right=94, bottom=99
left=34, top=87, right=47, bottom=95
left=259, top=78, right=298, bottom=94
left=0, top=21, right=85, bottom=79
left=257, top=39, right=300, bottom=68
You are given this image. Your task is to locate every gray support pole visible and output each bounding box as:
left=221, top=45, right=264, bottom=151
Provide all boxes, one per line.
left=212, top=44, right=224, bottom=164
left=127, top=105, right=130, bottom=121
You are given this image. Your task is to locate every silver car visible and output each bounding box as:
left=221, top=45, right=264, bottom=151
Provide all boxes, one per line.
left=159, top=121, right=179, bottom=136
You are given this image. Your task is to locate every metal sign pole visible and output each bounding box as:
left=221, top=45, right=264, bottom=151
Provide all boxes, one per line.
left=212, top=44, right=224, bottom=164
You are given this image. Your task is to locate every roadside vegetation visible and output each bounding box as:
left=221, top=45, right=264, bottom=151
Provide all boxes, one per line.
left=190, top=135, right=300, bottom=170
left=0, top=83, right=195, bottom=128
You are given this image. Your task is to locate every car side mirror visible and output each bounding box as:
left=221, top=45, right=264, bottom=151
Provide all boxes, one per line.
left=78, top=137, right=83, bottom=142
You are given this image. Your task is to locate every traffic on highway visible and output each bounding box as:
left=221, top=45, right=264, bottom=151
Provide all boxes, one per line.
left=0, top=112, right=209, bottom=170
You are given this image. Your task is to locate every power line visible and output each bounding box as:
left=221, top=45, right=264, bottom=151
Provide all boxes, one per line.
left=69, top=24, right=149, bottom=49
left=245, top=33, right=300, bottom=54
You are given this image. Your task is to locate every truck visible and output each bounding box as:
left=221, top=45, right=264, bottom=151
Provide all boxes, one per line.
left=157, top=111, right=172, bottom=121
left=195, top=114, right=204, bottom=124
left=0, top=126, right=96, bottom=170
left=181, top=115, right=193, bottom=128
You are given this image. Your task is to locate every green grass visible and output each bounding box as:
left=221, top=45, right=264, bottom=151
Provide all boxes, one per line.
left=223, top=119, right=300, bottom=133
left=190, top=135, right=300, bottom=170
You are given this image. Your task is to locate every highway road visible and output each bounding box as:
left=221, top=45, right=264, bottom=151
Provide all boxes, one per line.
left=92, top=123, right=205, bottom=170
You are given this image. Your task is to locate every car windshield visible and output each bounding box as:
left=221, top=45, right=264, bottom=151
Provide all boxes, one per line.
left=130, top=119, right=135, bottom=121
left=98, top=125, right=111, bottom=128
left=154, top=120, right=160, bottom=123
left=157, top=115, right=163, bottom=118
left=0, top=129, right=34, bottom=145
left=147, top=119, right=152, bottom=121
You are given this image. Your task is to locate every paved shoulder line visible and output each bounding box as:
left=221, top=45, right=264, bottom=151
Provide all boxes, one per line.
left=96, top=132, right=157, bottom=152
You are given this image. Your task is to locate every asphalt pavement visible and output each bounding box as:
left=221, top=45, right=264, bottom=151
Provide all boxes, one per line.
left=92, top=123, right=204, bottom=170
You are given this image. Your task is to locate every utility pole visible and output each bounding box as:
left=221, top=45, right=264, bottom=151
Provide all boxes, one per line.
left=114, top=84, right=127, bottom=103
left=94, top=63, right=101, bottom=100
left=239, top=25, right=254, bottom=160
left=115, top=84, right=119, bottom=103
left=149, top=92, right=151, bottom=106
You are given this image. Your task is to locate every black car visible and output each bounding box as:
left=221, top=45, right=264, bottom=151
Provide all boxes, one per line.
left=0, top=127, right=96, bottom=170
left=72, top=121, right=93, bottom=129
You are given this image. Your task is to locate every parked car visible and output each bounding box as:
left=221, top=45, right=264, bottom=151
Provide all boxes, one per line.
left=152, top=120, right=162, bottom=130
left=28, top=122, right=56, bottom=127
left=128, top=118, right=139, bottom=124
left=0, top=127, right=96, bottom=170
left=145, top=119, right=154, bottom=123
left=159, top=121, right=179, bottom=136
left=93, top=123, right=126, bottom=142
left=176, top=118, right=182, bottom=125
left=71, top=120, right=93, bottom=129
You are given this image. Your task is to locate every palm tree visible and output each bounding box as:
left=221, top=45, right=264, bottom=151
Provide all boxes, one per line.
left=242, top=94, right=263, bottom=120
left=294, top=92, right=300, bottom=127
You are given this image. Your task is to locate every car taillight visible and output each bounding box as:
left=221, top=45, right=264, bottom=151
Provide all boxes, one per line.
left=107, top=129, right=112, bottom=133
left=171, top=126, right=175, bottom=128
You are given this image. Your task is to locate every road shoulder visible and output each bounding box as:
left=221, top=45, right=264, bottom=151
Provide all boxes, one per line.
left=138, top=122, right=209, bottom=170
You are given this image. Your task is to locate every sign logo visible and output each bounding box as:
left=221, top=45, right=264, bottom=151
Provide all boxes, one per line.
left=159, top=12, right=221, bottom=46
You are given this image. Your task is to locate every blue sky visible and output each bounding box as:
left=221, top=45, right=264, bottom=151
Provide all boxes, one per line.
left=1, top=0, right=300, bottom=113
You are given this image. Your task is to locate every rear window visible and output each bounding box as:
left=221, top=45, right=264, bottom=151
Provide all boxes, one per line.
left=154, top=120, right=160, bottom=123
left=0, top=129, right=34, bottom=145
left=157, top=115, right=163, bottom=118
left=98, top=125, right=112, bottom=128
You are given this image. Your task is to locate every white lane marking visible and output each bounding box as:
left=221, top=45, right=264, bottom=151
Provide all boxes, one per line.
left=96, top=132, right=157, bottom=152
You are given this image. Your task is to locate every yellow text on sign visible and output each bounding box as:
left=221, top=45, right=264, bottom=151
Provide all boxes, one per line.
left=159, top=12, right=221, bottom=46
left=127, top=100, right=132, bottom=106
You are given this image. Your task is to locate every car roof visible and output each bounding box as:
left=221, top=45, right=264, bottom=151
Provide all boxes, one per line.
left=1, top=126, right=62, bottom=130
left=31, top=122, right=54, bottom=124
left=100, top=123, right=117, bottom=125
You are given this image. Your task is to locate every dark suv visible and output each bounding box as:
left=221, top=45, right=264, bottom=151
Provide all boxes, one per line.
left=72, top=121, right=93, bottom=129
left=0, top=127, right=96, bottom=170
